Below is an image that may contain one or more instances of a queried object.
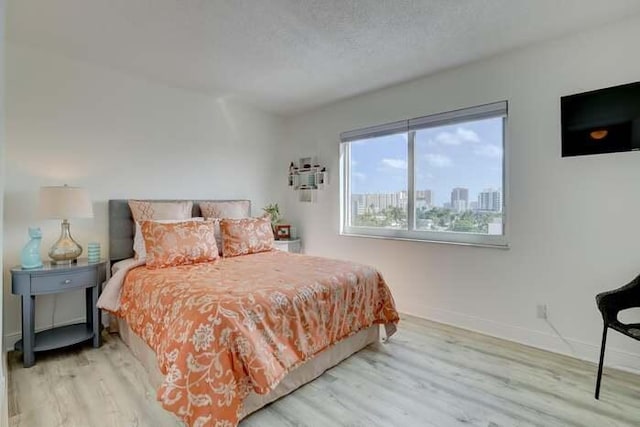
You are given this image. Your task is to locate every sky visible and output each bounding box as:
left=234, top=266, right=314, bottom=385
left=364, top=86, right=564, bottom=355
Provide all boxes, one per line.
left=350, top=117, right=503, bottom=206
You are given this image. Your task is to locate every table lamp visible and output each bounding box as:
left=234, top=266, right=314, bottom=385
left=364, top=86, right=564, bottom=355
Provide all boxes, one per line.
left=39, top=185, right=93, bottom=265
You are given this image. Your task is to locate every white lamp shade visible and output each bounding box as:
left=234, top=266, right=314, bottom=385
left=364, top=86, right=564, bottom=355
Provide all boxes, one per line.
left=39, top=186, right=94, bottom=219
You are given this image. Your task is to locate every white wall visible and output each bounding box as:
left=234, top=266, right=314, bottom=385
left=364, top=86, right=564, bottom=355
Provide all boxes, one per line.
left=4, top=43, right=284, bottom=348
left=282, top=15, right=640, bottom=371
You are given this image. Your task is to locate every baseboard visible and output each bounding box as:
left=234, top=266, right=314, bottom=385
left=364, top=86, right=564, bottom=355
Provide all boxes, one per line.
left=402, top=305, right=640, bottom=374
left=5, top=317, right=87, bottom=352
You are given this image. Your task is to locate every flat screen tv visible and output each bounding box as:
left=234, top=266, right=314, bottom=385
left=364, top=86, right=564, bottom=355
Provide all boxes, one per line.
left=561, top=81, right=640, bottom=157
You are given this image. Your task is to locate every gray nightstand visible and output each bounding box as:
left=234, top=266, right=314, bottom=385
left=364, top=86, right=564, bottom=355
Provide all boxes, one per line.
left=11, top=259, right=107, bottom=368
left=273, top=239, right=302, bottom=253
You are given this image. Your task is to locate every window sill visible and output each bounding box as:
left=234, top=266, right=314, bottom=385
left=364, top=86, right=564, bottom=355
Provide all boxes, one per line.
left=339, top=231, right=510, bottom=250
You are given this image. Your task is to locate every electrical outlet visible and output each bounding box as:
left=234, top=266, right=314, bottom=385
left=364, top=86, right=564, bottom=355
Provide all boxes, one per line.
left=536, top=304, right=548, bottom=320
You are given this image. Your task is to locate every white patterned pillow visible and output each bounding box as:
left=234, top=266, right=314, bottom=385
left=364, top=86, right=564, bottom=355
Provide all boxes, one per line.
left=128, top=200, right=192, bottom=222
left=199, top=201, right=250, bottom=254
left=199, top=201, right=250, bottom=219
left=128, top=200, right=194, bottom=259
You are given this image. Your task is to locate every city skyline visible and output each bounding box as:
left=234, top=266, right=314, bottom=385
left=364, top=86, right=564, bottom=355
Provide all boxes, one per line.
left=352, top=186, right=502, bottom=212
left=349, top=116, right=503, bottom=206
left=350, top=186, right=503, bottom=235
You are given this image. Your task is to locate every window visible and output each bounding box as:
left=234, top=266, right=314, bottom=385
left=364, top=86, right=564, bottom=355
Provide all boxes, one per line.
left=340, top=101, right=507, bottom=247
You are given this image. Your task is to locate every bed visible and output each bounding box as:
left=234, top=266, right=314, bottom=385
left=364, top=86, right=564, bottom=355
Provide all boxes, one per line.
left=100, top=199, right=399, bottom=426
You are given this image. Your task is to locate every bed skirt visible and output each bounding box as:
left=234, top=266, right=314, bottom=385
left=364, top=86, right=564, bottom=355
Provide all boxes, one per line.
left=116, top=317, right=380, bottom=420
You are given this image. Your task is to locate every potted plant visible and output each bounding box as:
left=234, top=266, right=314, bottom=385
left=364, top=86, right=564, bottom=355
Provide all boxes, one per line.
left=262, top=203, right=282, bottom=232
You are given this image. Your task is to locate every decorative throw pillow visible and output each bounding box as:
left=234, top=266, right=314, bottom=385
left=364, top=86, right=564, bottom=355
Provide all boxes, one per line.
left=199, top=201, right=250, bottom=219
left=133, top=218, right=203, bottom=261
left=219, top=217, right=274, bottom=258
left=128, top=200, right=193, bottom=259
left=129, top=200, right=193, bottom=222
left=199, top=201, right=251, bottom=254
left=141, top=220, right=218, bottom=269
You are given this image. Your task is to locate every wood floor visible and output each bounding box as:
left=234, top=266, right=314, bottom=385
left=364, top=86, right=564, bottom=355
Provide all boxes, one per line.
left=8, top=314, right=640, bottom=427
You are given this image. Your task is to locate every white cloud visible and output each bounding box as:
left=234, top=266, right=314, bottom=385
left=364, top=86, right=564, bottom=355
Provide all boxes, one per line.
left=381, top=158, right=407, bottom=169
left=424, top=153, right=452, bottom=168
left=352, top=172, right=367, bottom=181
left=435, top=127, right=480, bottom=146
left=457, top=128, right=480, bottom=143
left=474, top=144, right=502, bottom=158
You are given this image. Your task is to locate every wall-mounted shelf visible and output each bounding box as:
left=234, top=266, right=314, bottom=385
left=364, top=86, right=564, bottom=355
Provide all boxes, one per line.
left=288, top=157, right=327, bottom=202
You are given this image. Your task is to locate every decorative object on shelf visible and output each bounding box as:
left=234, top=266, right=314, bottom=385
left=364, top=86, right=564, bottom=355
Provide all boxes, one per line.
left=288, top=157, right=327, bottom=202
left=262, top=203, right=282, bottom=232
left=39, top=185, right=94, bottom=265
left=275, top=224, right=291, bottom=240
left=288, top=162, right=295, bottom=186
left=316, top=167, right=327, bottom=189
left=20, top=227, right=44, bottom=269
left=299, top=157, right=313, bottom=169
left=87, top=242, right=101, bottom=263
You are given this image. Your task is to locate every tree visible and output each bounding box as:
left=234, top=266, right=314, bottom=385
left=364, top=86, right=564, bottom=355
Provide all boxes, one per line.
left=354, top=207, right=382, bottom=227
left=452, top=218, right=475, bottom=232
left=383, top=206, right=406, bottom=227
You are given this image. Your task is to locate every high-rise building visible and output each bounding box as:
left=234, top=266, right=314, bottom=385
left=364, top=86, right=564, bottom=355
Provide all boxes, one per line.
left=478, top=188, right=502, bottom=212
left=398, top=190, right=408, bottom=209
left=352, top=191, right=408, bottom=215
left=415, top=189, right=433, bottom=209
left=351, top=194, right=365, bottom=218
left=450, top=187, right=469, bottom=212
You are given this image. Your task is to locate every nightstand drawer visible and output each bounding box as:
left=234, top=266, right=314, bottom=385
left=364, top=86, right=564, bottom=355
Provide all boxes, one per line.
left=31, top=269, right=98, bottom=294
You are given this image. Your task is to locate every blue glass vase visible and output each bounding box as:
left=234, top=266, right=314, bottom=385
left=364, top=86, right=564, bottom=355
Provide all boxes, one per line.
left=20, top=227, right=44, bottom=269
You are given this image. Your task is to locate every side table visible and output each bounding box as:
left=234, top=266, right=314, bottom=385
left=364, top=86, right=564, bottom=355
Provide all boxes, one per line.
left=11, top=259, right=107, bottom=367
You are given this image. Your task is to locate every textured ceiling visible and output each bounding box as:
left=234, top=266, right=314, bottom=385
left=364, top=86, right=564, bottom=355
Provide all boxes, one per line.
left=7, top=0, right=640, bottom=115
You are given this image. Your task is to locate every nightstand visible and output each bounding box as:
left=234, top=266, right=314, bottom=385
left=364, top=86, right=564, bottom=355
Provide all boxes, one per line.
left=273, top=239, right=302, bottom=253
left=11, top=259, right=107, bottom=367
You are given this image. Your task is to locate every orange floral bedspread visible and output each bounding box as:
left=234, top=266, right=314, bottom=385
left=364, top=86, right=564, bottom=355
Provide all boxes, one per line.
left=116, top=250, right=399, bottom=427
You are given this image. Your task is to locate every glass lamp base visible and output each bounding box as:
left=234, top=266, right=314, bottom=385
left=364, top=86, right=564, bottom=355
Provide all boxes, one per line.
left=50, top=258, right=79, bottom=266
left=48, top=219, right=83, bottom=265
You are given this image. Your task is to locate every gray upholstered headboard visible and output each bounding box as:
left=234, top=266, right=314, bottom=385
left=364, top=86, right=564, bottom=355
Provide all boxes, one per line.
left=108, top=199, right=251, bottom=263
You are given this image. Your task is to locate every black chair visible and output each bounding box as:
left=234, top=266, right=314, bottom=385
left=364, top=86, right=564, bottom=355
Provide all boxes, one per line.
left=595, top=274, right=640, bottom=399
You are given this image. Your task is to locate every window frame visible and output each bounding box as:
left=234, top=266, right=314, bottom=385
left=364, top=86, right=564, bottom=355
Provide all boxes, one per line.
left=340, top=101, right=509, bottom=248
